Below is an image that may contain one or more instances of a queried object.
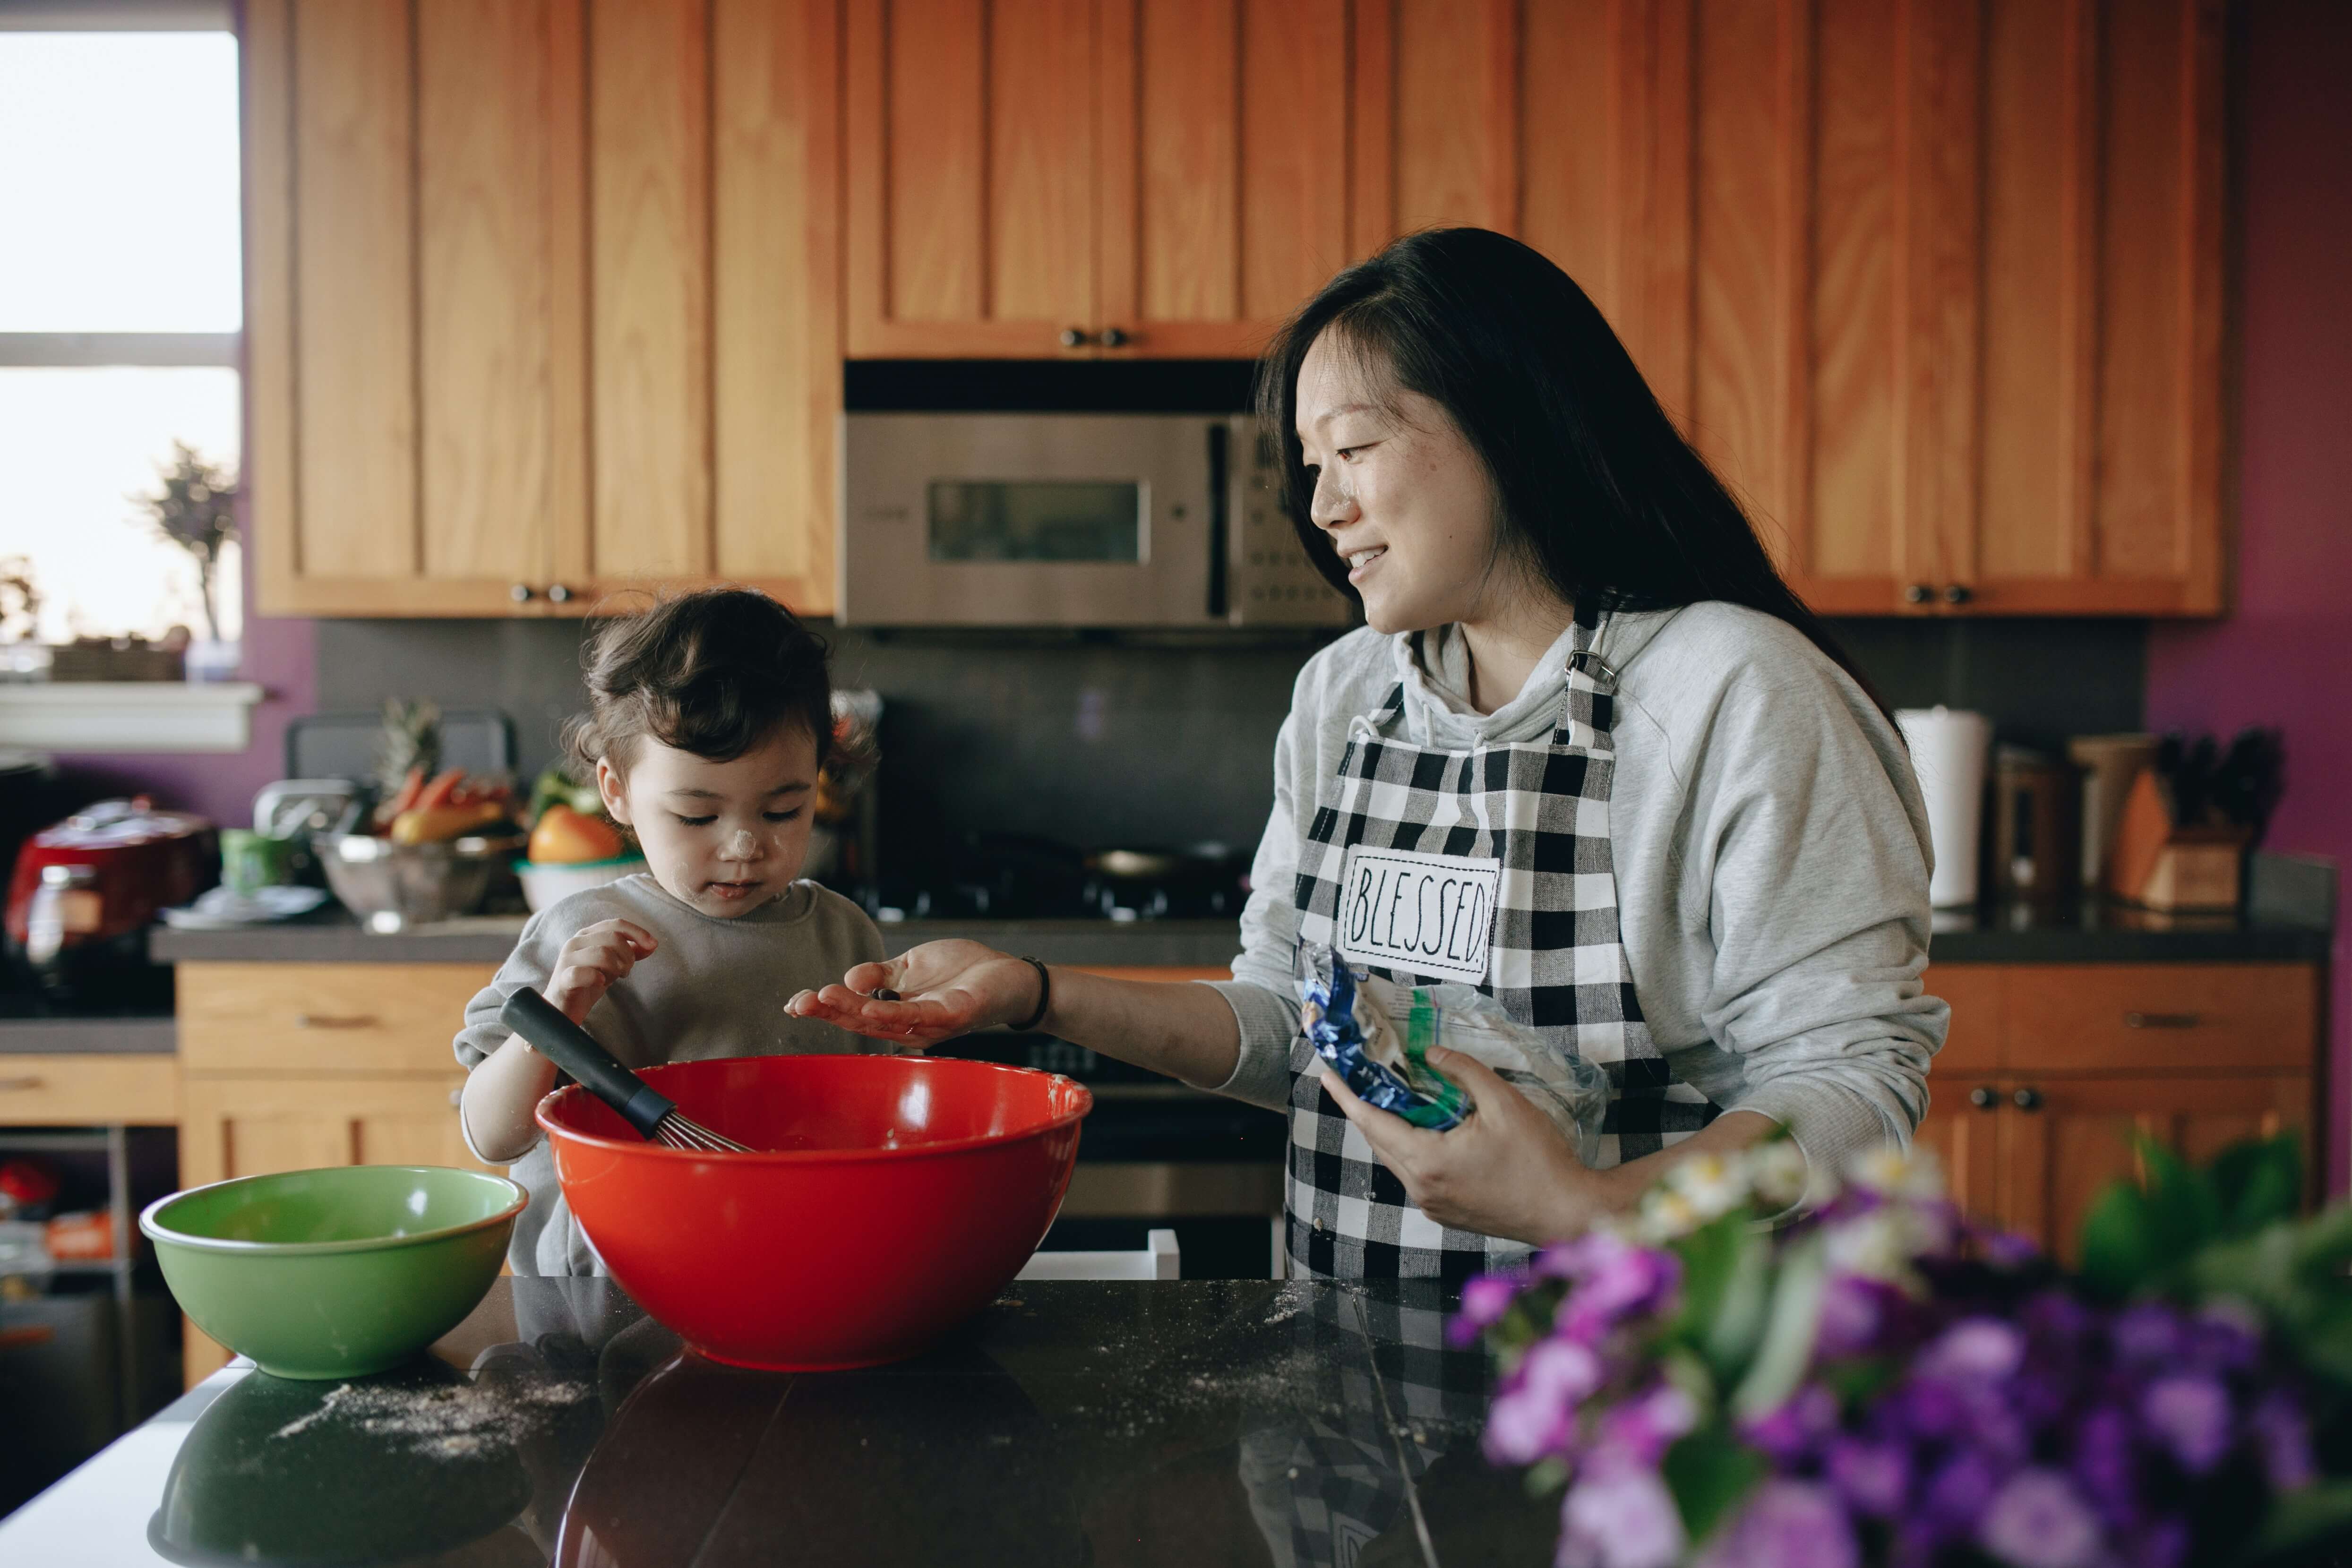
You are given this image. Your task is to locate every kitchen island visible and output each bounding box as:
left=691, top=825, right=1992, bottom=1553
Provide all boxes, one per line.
left=0, top=1277, right=1553, bottom=1566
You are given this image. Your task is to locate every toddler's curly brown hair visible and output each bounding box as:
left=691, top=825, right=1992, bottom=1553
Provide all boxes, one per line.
left=563, top=588, right=831, bottom=780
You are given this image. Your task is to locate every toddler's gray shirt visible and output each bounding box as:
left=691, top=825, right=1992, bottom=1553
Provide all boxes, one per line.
left=455, top=873, right=886, bottom=1275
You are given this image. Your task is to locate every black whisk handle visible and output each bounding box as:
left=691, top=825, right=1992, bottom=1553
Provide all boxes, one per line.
left=499, top=987, right=676, bottom=1142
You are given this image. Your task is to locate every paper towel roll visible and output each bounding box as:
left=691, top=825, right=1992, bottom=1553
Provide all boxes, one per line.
left=1897, top=707, right=1991, bottom=908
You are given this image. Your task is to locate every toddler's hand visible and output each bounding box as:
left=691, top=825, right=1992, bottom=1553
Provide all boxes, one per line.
left=543, top=919, right=656, bottom=1025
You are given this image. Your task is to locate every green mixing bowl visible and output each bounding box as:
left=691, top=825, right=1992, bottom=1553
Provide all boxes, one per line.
left=140, top=1165, right=527, bottom=1380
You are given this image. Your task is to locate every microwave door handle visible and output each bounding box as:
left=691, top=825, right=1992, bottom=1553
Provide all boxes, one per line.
left=1206, top=421, right=1230, bottom=620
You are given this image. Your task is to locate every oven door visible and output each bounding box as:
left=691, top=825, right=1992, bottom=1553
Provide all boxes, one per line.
left=840, top=413, right=1218, bottom=626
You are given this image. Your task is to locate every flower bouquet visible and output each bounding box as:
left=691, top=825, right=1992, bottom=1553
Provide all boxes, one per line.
left=1456, top=1133, right=2352, bottom=1567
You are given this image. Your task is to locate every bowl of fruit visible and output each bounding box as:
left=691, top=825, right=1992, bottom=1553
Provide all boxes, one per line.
left=320, top=763, right=524, bottom=932
left=513, top=765, right=643, bottom=913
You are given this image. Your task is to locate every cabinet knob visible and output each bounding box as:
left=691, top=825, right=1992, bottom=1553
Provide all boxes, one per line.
left=1969, top=1086, right=1999, bottom=1111
left=0, top=1075, right=43, bottom=1092
left=509, top=583, right=536, bottom=603
left=2124, top=1011, right=2201, bottom=1029
left=546, top=583, right=574, bottom=604
left=1059, top=326, right=1091, bottom=349
left=2011, top=1086, right=2044, bottom=1112
left=1098, top=326, right=1130, bottom=348
left=295, top=1013, right=379, bottom=1030
left=1903, top=583, right=1932, bottom=605
left=1942, top=583, right=1974, bottom=606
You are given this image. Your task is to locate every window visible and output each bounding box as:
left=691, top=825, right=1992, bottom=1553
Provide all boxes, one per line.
left=0, top=12, right=243, bottom=652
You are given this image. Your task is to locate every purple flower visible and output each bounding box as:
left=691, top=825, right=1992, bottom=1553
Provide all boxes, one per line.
left=2128, top=1517, right=2192, bottom=1568
left=1978, top=1467, right=2104, bottom=1568
left=1816, top=1273, right=1894, bottom=1358
left=1740, top=1383, right=1839, bottom=1465
left=1693, top=1481, right=1858, bottom=1568
left=1894, top=1374, right=1968, bottom=1442
left=1450, top=1273, right=1525, bottom=1346
left=1592, top=1381, right=1698, bottom=1469
left=2069, top=1404, right=2138, bottom=1525
left=1556, top=1457, right=1685, bottom=1568
left=2186, top=1303, right=2260, bottom=1373
left=1917, top=1448, right=2001, bottom=1542
left=1978, top=1225, right=2043, bottom=1269
left=1825, top=1435, right=1910, bottom=1517
left=1484, top=1337, right=1605, bottom=1465
left=2112, top=1303, right=2185, bottom=1366
left=1553, top=1234, right=1680, bottom=1343
left=2251, top=1391, right=2317, bottom=1492
left=2140, top=1374, right=2232, bottom=1475
left=1918, top=1318, right=2026, bottom=1383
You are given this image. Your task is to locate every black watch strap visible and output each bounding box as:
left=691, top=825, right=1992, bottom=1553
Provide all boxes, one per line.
left=1009, top=956, right=1052, bottom=1032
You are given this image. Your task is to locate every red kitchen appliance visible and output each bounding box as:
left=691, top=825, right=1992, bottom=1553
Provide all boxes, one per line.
left=5, top=797, right=215, bottom=1008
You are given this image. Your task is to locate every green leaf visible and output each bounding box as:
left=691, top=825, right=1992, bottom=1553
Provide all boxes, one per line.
left=2137, top=1135, right=2223, bottom=1260
left=1819, top=1356, right=1903, bottom=1411
left=1662, top=1423, right=1765, bottom=1544
left=2211, top=1134, right=2306, bottom=1237
left=1698, top=1231, right=1774, bottom=1383
left=2078, top=1181, right=2161, bottom=1302
left=1672, top=1214, right=1747, bottom=1335
left=2242, top=1480, right=2352, bottom=1562
left=1524, top=1457, right=1571, bottom=1499
left=1729, top=1232, right=1828, bottom=1421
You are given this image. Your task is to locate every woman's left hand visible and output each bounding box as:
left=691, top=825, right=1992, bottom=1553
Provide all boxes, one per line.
left=1319, top=1046, right=1605, bottom=1246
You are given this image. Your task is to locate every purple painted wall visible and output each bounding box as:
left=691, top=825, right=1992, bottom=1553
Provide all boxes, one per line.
left=55, top=498, right=317, bottom=829
left=2146, top=0, right=2352, bottom=1191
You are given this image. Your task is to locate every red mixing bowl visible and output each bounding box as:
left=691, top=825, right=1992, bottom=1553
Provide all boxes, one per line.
left=536, top=1054, right=1091, bottom=1371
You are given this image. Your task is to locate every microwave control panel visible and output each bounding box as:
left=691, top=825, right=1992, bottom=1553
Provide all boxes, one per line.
left=1224, top=422, right=1355, bottom=629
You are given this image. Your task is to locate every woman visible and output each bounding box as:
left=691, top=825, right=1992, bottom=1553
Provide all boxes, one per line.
left=791, top=228, right=1947, bottom=1280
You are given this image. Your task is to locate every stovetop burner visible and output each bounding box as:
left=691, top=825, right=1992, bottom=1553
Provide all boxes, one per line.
left=867, top=831, right=1249, bottom=924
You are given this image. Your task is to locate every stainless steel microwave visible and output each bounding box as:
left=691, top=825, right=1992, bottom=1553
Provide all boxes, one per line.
left=838, top=412, right=1354, bottom=628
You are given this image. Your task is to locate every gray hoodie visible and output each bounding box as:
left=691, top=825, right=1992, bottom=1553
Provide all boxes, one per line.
left=1198, top=602, right=1947, bottom=1185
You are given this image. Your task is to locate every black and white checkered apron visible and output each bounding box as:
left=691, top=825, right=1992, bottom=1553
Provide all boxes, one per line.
left=1286, top=611, right=1720, bottom=1281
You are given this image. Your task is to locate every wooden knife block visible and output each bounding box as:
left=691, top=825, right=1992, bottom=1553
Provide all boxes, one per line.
left=2106, top=769, right=2250, bottom=911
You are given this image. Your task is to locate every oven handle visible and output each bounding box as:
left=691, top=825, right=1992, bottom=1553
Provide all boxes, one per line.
left=1206, top=421, right=1230, bottom=620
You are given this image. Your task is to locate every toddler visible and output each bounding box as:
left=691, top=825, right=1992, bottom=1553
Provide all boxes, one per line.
left=455, top=588, right=885, bottom=1275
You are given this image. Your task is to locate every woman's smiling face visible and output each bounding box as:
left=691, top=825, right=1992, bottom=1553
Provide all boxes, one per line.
left=1294, top=329, right=1518, bottom=635
left=596, top=724, right=818, bottom=918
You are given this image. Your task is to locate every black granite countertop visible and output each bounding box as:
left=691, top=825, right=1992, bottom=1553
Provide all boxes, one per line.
left=147, top=910, right=1248, bottom=969
left=0, top=1277, right=1553, bottom=1567
left=145, top=898, right=2331, bottom=969
left=1926, top=898, right=2332, bottom=963
left=0, top=1015, right=175, bottom=1054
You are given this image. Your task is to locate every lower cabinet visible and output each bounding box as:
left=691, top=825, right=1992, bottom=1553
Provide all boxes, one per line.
left=1917, top=961, right=2322, bottom=1265
left=176, top=960, right=499, bottom=1385
left=1915, top=1071, right=2312, bottom=1265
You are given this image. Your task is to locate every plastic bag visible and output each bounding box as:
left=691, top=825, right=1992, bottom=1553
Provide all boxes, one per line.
left=1297, top=942, right=1610, bottom=1164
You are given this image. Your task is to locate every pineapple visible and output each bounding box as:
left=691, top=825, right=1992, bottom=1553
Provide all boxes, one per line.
left=372, top=698, right=442, bottom=823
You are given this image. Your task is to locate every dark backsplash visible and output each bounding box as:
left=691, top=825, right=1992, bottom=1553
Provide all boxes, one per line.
left=315, top=615, right=2146, bottom=869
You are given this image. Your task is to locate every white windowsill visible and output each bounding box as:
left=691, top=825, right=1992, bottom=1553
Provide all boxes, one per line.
left=0, top=682, right=265, bottom=753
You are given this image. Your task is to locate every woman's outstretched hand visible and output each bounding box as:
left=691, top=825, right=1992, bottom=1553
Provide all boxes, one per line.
left=785, top=940, right=1043, bottom=1049
left=1318, top=1045, right=1605, bottom=1246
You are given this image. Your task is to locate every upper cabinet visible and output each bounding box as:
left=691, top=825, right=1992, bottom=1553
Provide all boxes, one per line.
left=844, top=0, right=1358, bottom=360
left=1351, top=0, right=2229, bottom=617
left=245, top=0, right=840, bottom=617
left=250, top=0, right=2228, bottom=619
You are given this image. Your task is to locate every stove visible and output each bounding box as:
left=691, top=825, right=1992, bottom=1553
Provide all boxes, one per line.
left=862, top=831, right=1251, bottom=924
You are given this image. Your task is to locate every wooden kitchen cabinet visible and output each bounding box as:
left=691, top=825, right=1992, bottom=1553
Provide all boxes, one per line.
left=175, top=960, right=500, bottom=1383
left=1345, top=0, right=2229, bottom=617
left=244, top=0, right=841, bottom=617
left=845, top=0, right=1356, bottom=359
left=0, top=1055, right=177, bottom=1126
left=1917, top=962, right=2319, bottom=1265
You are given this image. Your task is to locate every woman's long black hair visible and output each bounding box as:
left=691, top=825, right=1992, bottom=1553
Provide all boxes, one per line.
left=1256, top=226, right=1893, bottom=722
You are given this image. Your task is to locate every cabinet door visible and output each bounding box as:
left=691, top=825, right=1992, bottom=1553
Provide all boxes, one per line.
left=178, top=1075, right=497, bottom=1190
left=844, top=0, right=1099, bottom=357
left=247, top=0, right=839, bottom=617
left=1094, top=0, right=1355, bottom=358
left=1911, top=1075, right=2003, bottom=1229
left=2000, top=1073, right=2310, bottom=1265
left=178, top=1074, right=499, bottom=1386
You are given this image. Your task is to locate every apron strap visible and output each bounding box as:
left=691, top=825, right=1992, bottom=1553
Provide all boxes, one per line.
left=1555, top=610, right=1621, bottom=744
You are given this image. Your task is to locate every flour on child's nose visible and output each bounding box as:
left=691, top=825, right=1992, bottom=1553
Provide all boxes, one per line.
left=728, top=828, right=759, bottom=859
